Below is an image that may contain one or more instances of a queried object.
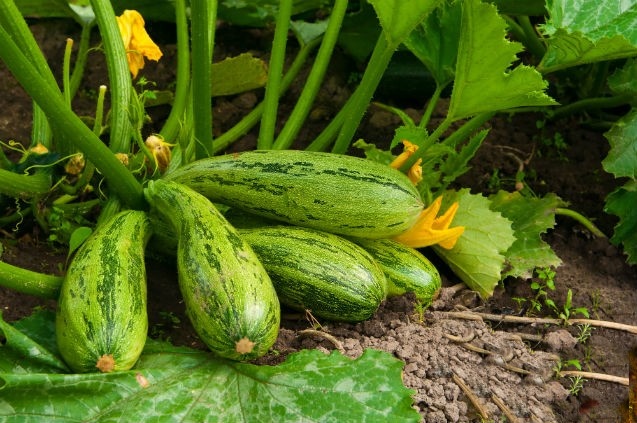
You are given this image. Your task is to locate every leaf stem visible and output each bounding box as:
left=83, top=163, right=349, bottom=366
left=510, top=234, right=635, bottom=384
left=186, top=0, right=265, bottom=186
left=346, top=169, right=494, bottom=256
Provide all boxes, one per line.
left=0, top=260, right=62, bottom=299
left=549, top=94, right=633, bottom=121
left=257, top=0, right=293, bottom=150
left=0, top=169, right=50, bottom=198
left=191, top=0, right=217, bottom=159
left=272, top=0, right=348, bottom=150
left=90, top=0, right=133, bottom=153
left=63, top=38, right=73, bottom=107
left=331, top=33, right=395, bottom=154
left=555, top=207, right=606, bottom=238
left=159, top=0, right=190, bottom=142
left=418, top=84, right=444, bottom=129
left=515, top=15, right=545, bottom=60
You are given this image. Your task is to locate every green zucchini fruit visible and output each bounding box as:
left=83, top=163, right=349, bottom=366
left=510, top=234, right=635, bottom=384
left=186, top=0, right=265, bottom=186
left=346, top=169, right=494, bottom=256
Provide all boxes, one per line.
left=144, top=180, right=280, bottom=361
left=56, top=210, right=151, bottom=373
left=165, top=149, right=424, bottom=238
left=353, top=238, right=441, bottom=306
left=238, top=226, right=387, bottom=322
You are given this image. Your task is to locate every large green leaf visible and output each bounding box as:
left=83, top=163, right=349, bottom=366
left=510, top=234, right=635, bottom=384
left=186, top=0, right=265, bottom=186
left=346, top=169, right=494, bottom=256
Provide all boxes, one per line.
left=447, top=0, right=557, bottom=121
left=403, top=0, right=462, bottom=88
left=539, top=0, right=637, bottom=72
left=0, top=311, right=419, bottom=422
left=602, top=109, right=637, bottom=179
left=490, top=191, right=562, bottom=279
left=605, top=181, right=637, bottom=265
left=433, top=189, right=516, bottom=298
left=607, top=59, right=637, bottom=97
left=368, top=0, right=443, bottom=48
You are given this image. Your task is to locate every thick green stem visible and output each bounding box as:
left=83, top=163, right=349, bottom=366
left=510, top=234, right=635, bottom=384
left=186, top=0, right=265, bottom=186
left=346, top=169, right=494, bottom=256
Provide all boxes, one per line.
left=555, top=208, right=607, bottom=238
left=0, top=169, right=50, bottom=197
left=272, top=0, right=348, bottom=150
left=191, top=0, right=217, bottom=159
left=257, top=0, right=293, bottom=150
left=0, top=25, right=144, bottom=209
left=0, top=0, right=59, bottom=148
left=0, top=260, right=62, bottom=299
left=212, top=37, right=321, bottom=154
left=159, top=0, right=190, bottom=142
left=516, top=15, right=546, bottom=60
left=90, top=0, right=133, bottom=153
left=331, top=33, right=395, bottom=154
left=550, top=94, right=632, bottom=121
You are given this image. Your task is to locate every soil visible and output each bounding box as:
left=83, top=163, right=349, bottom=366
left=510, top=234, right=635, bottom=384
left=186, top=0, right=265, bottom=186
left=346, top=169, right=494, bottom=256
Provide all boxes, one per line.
left=2, top=19, right=637, bottom=423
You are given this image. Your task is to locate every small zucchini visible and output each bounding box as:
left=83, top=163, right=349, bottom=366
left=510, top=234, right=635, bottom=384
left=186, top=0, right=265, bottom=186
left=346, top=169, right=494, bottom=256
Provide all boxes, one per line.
left=144, top=180, right=280, bottom=361
left=238, top=226, right=387, bottom=322
left=56, top=210, right=151, bottom=373
left=165, top=149, right=424, bottom=238
left=353, top=238, right=441, bottom=307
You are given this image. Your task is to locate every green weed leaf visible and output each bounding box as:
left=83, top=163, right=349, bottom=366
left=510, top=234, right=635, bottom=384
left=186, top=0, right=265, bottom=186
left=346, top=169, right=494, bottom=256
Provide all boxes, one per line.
left=368, top=0, right=442, bottom=47
left=489, top=191, right=562, bottom=279
left=602, top=109, right=637, bottom=179
left=605, top=181, right=637, bottom=264
left=433, top=189, right=516, bottom=298
left=608, top=59, right=637, bottom=97
left=540, top=0, right=637, bottom=72
left=447, top=0, right=556, bottom=121
left=0, top=311, right=419, bottom=422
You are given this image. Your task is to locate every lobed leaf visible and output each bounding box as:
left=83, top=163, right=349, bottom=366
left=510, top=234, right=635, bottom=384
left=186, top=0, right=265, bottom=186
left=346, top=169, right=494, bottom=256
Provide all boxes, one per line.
left=447, top=0, right=556, bottom=121
left=489, top=191, right=562, bottom=279
left=368, top=0, right=442, bottom=48
left=602, top=109, right=637, bottom=180
left=0, top=311, right=419, bottom=422
left=433, top=189, right=516, bottom=298
left=540, top=0, right=637, bottom=72
left=605, top=181, right=637, bottom=265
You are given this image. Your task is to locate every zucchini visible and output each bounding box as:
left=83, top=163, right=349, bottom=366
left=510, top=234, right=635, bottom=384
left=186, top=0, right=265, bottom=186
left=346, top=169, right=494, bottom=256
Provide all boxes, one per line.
left=144, top=180, right=280, bottom=361
left=56, top=210, right=151, bottom=373
left=238, top=226, right=387, bottom=322
left=353, top=238, right=441, bottom=306
left=165, top=150, right=424, bottom=238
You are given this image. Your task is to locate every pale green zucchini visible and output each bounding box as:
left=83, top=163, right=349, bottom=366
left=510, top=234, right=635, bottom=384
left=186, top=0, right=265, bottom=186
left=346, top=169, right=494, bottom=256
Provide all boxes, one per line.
left=165, top=149, right=424, bottom=238
left=353, top=238, right=441, bottom=306
left=144, top=180, right=280, bottom=361
left=238, top=226, right=387, bottom=322
left=56, top=210, right=151, bottom=373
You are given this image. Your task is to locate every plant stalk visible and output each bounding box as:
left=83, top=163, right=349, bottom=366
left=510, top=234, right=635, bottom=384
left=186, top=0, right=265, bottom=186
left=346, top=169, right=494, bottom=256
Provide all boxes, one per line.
left=555, top=207, right=607, bottom=238
left=190, top=0, right=217, bottom=159
left=0, top=260, right=62, bottom=299
left=272, top=0, right=348, bottom=150
left=0, top=169, right=50, bottom=197
left=257, top=0, right=293, bottom=150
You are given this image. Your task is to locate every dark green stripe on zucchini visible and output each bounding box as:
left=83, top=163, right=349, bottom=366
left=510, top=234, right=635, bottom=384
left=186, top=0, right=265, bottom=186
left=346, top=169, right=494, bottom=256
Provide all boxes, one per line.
left=144, top=180, right=280, bottom=361
left=56, top=210, right=151, bottom=373
left=238, top=226, right=387, bottom=322
left=353, top=238, right=441, bottom=307
left=165, top=150, right=424, bottom=238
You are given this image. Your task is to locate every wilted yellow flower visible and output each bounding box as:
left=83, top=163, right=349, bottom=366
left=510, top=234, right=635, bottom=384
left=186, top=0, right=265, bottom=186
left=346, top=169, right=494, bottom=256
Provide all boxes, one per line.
left=116, top=10, right=162, bottom=78
left=390, top=140, right=422, bottom=185
left=29, top=143, right=49, bottom=155
left=145, top=134, right=173, bottom=173
left=393, top=196, right=465, bottom=249
left=115, top=152, right=130, bottom=167
left=65, top=153, right=85, bottom=176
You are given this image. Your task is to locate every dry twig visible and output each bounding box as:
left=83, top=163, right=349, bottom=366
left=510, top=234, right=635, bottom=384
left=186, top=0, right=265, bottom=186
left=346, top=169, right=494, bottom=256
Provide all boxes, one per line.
left=452, top=372, right=489, bottom=420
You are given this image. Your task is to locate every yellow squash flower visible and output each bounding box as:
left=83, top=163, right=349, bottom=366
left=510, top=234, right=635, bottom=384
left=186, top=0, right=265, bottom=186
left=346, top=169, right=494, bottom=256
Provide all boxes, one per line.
left=116, top=10, right=163, bottom=78
left=390, top=140, right=423, bottom=185
left=393, top=196, right=465, bottom=250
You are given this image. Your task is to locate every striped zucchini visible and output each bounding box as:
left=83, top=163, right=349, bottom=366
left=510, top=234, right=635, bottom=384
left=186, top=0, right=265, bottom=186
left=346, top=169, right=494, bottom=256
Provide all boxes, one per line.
left=238, top=226, right=387, bottom=322
left=144, top=180, right=280, bottom=361
left=165, top=150, right=424, bottom=238
left=353, top=238, right=441, bottom=306
left=56, top=210, right=151, bottom=373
